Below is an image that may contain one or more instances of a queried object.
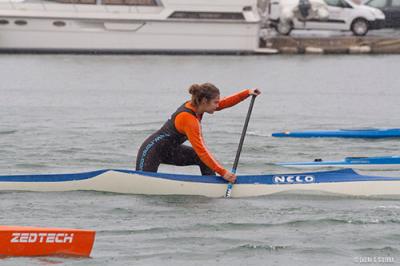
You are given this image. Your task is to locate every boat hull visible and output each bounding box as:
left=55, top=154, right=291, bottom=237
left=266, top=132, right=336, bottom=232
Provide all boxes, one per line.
left=276, top=163, right=400, bottom=170
left=0, top=18, right=259, bottom=53
left=1, top=169, right=400, bottom=197
left=272, top=128, right=400, bottom=138
left=0, top=0, right=261, bottom=53
left=276, top=156, right=400, bottom=170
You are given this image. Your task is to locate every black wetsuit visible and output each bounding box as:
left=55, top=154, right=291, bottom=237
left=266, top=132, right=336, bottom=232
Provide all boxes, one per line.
left=135, top=103, right=215, bottom=175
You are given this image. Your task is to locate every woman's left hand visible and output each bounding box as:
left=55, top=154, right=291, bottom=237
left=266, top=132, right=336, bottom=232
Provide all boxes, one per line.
left=250, top=89, right=261, bottom=96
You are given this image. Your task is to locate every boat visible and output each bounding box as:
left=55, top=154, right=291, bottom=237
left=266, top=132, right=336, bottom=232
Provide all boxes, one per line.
left=1, top=168, right=400, bottom=197
left=0, top=0, right=262, bottom=53
left=0, top=225, right=95, bottom=257
left=276, top=156, right=400, bottom=170
left=272, top=128, right=400, bottom=138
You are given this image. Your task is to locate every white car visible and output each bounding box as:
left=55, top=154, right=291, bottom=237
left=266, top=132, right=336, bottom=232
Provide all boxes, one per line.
left=268, top=0, right=385, bottom=35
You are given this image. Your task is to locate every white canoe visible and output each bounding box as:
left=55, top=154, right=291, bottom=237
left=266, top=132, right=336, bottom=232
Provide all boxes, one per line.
left=1, top=169, right=400, bottom=198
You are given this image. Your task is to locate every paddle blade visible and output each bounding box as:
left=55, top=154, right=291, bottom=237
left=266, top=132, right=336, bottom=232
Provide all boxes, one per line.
left=225, top=183, right=233, bottom=198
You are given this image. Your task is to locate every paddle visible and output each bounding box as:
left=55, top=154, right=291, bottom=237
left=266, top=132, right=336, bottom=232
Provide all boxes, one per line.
left=225, top=94, right=257, bottom=198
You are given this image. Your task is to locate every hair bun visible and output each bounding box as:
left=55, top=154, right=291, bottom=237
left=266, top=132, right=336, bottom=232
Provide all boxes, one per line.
left=189, top=84, right=200, bottom=95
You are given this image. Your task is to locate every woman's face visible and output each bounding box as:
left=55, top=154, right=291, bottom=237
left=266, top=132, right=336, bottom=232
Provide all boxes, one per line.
left=201, top=95, right=220, bottom=114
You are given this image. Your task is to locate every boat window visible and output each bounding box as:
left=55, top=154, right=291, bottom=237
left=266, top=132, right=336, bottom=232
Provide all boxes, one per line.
left=391, top=0, right=400, bottom=7
left=102, top=0, right=158, bottom=5
left=341, top=0, right=352, bottom=7
left=51, top=0, right=96, bottom=4
left=15, top=20, right=27, bottom=26
left=0, top=20, right=9, bottom=25
left=53, top=21, right=66, bottom=27
left=168, top=12, right=245, bottom=20
left=366, top=0, right=387, bottom=7
left=324, top=0, right=344, bottom=6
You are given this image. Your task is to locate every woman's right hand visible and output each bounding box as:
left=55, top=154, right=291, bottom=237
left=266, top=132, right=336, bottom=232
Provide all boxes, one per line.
left=223, top=171, right=237, bottom=183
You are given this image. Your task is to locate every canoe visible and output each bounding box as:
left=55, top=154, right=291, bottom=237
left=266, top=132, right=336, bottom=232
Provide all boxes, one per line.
left=272, top=128, right=400, bottom=138
left=1, top=168, right=400, bottom=197
left=0, top=225, right=95, bottom=257
left=276, top=156, right=400, bottom=170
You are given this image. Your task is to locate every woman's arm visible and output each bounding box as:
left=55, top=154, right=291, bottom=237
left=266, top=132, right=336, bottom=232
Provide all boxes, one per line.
left=175, top=112, right=227, bottom=176
left=217, top=89, right=261, bottom=110
left=216, top=89, right=250, bottom=111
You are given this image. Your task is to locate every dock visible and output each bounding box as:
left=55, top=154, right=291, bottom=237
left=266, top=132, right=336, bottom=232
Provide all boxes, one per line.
left=259, top=34, right=400, bottom=54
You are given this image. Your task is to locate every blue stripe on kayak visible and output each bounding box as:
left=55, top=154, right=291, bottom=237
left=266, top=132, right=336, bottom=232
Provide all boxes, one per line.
left=0, top=170, right=108, bottom=182
left=0, top=168, right=400, bottom=185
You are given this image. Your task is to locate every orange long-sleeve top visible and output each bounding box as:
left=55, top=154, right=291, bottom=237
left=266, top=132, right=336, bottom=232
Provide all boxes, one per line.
left=174, top=89, right=251, bottom=176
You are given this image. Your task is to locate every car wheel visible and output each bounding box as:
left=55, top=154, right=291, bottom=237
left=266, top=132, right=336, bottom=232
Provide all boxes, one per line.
left=275, top=21, right=293, bottom=35
left=351, top=18, right=369, bottom=36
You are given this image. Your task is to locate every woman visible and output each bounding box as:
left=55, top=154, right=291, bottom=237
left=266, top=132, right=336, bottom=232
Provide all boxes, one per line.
left=136, top=83, right=261, bottom=183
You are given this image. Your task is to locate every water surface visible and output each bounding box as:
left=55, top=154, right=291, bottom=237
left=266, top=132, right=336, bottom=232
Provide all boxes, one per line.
left=0, top=54, right=399, bottom=265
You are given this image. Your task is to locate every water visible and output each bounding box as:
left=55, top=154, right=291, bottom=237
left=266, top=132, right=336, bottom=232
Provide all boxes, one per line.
left=1, top=54, right=400, bottom=265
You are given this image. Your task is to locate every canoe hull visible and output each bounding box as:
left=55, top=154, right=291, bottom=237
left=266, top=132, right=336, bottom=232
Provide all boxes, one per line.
left=276, top=156, right=400, bottom=170
left=1, top=169, right=400, bottom=198
left=272, top=128, right=400, bottom=138
left=276, top=164, right=400, bottom=170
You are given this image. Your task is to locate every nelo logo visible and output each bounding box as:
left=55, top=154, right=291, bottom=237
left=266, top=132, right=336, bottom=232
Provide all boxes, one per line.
left=273, top=175, right=315, bottom=184
left=10, top=233, right=74, bottom=244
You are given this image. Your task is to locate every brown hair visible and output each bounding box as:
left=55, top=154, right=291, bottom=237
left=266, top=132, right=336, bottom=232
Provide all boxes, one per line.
left=188, top=83, right=220, bottom=107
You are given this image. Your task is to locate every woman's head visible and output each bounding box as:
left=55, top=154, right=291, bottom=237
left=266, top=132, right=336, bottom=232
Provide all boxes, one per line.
left=188, top=83, right=220, bottom=114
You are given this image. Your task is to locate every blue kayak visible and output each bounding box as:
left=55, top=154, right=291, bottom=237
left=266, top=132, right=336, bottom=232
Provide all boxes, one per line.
left=276, top=156, right=400, bottom=170
left=272, top=128, right=400, bottom=138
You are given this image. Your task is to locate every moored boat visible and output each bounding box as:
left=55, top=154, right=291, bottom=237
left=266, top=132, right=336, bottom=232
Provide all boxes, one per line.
left=1, top=168, right=400, bottom=197
left=276, top=156, right=400, bottom=170
left=0, top=225, right=95, bottom=257
left=272, top=128, right=400, bottom=138
left=0, top=0, right=261, bottom=53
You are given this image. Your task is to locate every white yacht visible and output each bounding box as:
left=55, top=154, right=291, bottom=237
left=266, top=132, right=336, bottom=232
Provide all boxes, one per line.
left=0, top=0, right=262, bottom=53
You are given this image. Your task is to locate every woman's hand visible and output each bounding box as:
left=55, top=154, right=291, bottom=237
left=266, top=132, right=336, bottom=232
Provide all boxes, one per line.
left=250, top=89, right=261, bottom=96
left=223, top=171, right=237, bottom=183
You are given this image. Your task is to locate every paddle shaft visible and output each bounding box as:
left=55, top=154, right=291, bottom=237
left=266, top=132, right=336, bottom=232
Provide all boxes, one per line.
left=225, top=94, right=257, bottom=197
left=232, top=94, right=256, bottom=174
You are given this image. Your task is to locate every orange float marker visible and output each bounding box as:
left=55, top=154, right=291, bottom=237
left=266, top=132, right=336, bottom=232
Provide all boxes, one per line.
left=0, top=225, right=95, bottom=257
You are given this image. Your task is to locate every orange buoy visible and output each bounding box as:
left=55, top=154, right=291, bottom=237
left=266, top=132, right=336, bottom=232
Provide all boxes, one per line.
left=0, top=225, right=95, bottom=257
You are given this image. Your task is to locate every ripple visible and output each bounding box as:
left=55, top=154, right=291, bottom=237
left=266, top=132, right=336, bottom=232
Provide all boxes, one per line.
left=0, top=130, right=17, bottom=135
left=123, top=219, right=375, bottom=234
left=284, top=218, right=389, bottom=226
left=355, top=246, right=399, bottom=253
left=247, top=131, right=272, bottom=137
left=229, top=243, right=289, bottom=252
left=199, top=218, right=400, bottom=230
left=14, top=163, right=48, bottom=169
left=54, top=148, right=84, bottom=154
left=131, top=120, right=163, bottom=125
left=98, top=227, right=170, bottom=235
left=376, top=205, right=400, bottom=209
